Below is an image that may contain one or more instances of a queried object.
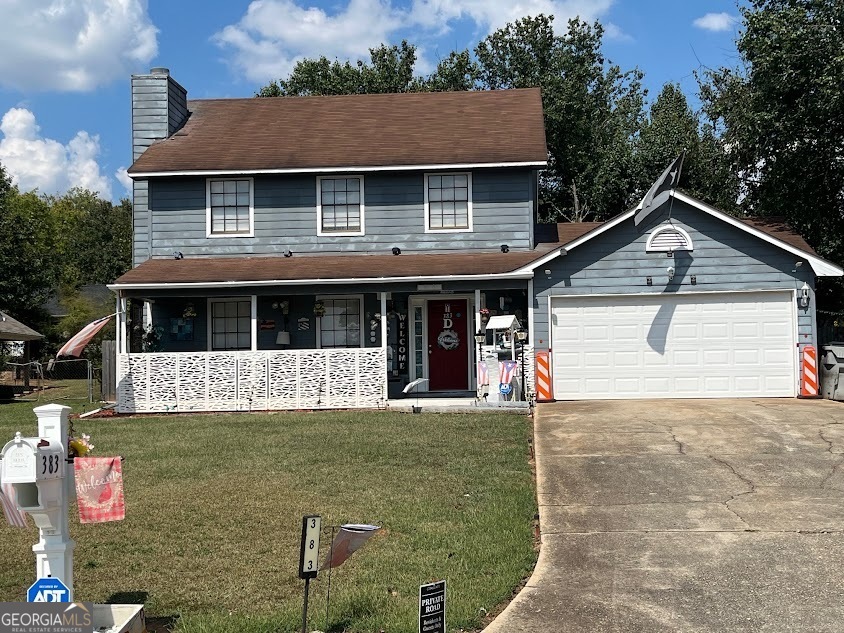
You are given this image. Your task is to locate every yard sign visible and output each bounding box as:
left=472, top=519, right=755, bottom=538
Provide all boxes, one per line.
left=419, top=580, right=446, bottom=633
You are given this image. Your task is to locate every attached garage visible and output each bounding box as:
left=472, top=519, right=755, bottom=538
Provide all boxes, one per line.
left=550, top=291, right=796, bottom=399
left=525, top=191, right=844, bottom=401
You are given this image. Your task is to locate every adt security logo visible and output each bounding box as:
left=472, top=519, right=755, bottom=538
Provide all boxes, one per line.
left=27, top=578, right=69, bottom=603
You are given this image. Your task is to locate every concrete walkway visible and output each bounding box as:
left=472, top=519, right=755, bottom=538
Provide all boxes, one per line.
left=485, top=398, right=844, bottom=633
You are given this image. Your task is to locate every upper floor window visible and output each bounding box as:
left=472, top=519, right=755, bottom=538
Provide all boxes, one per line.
left=425, top=173, right=472, bottom=232
left=317, top=176, right=364, bottom=236
left=646, top=225, right=693, bottom=252
left=207, top=178, right=253, bottom=237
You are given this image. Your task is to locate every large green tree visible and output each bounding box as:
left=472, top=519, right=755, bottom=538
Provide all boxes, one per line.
left=0, top=172, right=57, bottom=325
left=699, top=0, right=844, bottom=307
left=49, top=189, right=133, bottom=289
left=475, top=16, right=646, bottom=221
left=257, top=41, right=421, bottom=96
left=636, top=83, right=738, bottom=211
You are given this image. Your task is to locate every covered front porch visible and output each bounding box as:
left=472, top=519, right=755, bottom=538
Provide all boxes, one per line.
left=112, top=280, right=533, bottom=413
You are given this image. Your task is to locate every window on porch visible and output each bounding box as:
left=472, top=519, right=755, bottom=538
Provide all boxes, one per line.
left=318, top=297, right=362, bottom=348
left=210, top=299, right=251, bottom=350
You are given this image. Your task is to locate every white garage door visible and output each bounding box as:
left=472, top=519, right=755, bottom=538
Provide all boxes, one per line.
left=550, top=291, right=796, bottom=399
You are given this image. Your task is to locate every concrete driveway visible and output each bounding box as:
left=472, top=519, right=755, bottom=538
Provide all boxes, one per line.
left=486, top=399, right=844, bottom=633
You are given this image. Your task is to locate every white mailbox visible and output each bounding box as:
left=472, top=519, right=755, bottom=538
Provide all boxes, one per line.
left=1, top=431, right=66, bottom=525
left=2, top=432, right=65, bottom=484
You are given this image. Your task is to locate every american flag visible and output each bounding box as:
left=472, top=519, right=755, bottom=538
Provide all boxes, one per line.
left=499, top=361, right=518, bottom=384
left=57, top=314, right=116, bottom=358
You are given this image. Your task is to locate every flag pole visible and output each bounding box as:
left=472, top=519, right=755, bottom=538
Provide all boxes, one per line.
left=666, top=150, right=686, bottom=222
left=325, top=524, right=336, bottom=632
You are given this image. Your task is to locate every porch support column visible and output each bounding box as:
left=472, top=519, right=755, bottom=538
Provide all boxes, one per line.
left=527, top=278, right=535, bottom=345
left=379, top=292, right=388, bottom=401
left=250, top=295, right=258, bottom=351
left=117, top=293, right=128, bottom=354
left=474, top=289, right=482, bottom=337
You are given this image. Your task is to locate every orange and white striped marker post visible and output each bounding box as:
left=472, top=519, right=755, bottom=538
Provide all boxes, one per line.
left=801, top=345, right=819, bottom=397
left=535, top=351, right=553, bottom=402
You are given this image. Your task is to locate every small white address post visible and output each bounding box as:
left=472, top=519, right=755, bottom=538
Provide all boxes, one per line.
left=32, top=404, right=75, bottom=600
left=29, top=404, right=76, bottom=602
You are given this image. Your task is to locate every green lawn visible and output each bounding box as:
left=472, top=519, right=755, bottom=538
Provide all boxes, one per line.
left=0, top=395, right=537, bottom=633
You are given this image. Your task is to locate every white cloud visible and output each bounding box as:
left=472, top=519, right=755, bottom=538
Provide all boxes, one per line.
left=0, top=108, right=111, bottom=198
left=214, top=0, right=406, bottom=83
left=0, top=0, right=158, bottom=92
left=693, top=12, right=738, bottom=32
left=115, top=167, right=133, bottom=195
left=603, top=21, right=632, bottom=42
left=410, top=0, right=614, bottom=33
left=216, top=0, right=616, bottom=84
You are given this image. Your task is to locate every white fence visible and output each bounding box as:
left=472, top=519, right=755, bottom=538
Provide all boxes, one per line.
left=116, top=348, right=387, bottom=413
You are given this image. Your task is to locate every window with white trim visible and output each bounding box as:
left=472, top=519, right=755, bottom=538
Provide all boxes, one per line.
left=318, top=177, right=363, bottom=234
left=208, top=178, right=253, bottom=236
left=426, top=173, right=471, bottom=230
left=210, top=299, right=251, bottom=350
left=318, top=297, right=362, bottom=348
left=646, top=225, right=693, bottom=252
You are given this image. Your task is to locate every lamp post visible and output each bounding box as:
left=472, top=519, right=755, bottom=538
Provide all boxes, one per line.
left=515, top=329, right=528, bottom=401
left=475, top=330, right=486, bottom=392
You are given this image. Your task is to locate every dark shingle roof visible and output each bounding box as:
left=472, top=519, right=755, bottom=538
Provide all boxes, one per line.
left=0, top=311, right=43, bottom=341
left=128, top=89, right=548, bottom=175
left=114, top=249, right=552, bottom=286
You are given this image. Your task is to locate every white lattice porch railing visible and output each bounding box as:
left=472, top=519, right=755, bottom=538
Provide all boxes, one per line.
left=116, top=348, right=387, bottom=413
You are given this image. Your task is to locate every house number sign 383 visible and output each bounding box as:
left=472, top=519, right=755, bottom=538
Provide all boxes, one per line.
left=299, top=515, right=321, bottom=579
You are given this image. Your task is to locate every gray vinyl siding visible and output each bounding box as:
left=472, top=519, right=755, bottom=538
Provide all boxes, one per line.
left=132, top=180, right=150, bottom=265
left=532, top=198, right=816, bottom=349
left=145, top=169, right=533, bottom=258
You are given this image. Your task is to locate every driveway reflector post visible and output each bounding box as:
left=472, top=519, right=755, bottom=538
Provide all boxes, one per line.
left=535, top=351, right=553, bottom=402
left=801, top=345, right=819, bottom=397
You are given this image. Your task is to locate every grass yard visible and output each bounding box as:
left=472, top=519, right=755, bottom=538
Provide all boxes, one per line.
left=0, top=395, right=537, bottom=633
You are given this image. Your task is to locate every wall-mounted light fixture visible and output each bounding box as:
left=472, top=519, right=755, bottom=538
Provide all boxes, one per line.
left=544, top=269, right=551, bottom=276
left=282, top=249, right=293, bottom=258
left=173, top=251, right=183, bottom=260
left=800, top=282, right=810, bottom=308
left=667, top=266, right=675, bottom=281
left=392, top=247, right=401, bottom=256
left=500, top=244, right=510, bottom=253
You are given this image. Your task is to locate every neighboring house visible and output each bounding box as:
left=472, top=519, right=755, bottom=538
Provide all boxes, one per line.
left=110, top=67, right=842, bottom=412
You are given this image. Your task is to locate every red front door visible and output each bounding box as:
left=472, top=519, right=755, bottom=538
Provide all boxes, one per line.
left=427, top=299, right=469, bottom=391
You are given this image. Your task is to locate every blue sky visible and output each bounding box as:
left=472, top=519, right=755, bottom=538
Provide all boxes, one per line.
left=0, top=0, right=744, bottom=201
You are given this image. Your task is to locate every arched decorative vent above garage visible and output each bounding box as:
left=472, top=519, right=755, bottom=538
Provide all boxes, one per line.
left=646, top=225, right=693, bottom=252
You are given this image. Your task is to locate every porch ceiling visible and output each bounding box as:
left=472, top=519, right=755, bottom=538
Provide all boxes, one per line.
left=111, top=248, right=557, bottom=289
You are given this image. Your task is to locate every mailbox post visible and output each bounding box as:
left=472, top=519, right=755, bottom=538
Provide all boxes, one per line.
left=1, top=404, right=75, bottom=601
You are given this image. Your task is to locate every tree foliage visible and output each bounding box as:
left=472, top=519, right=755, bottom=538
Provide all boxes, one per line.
left=699, top=0, right=844, bottom=306
left=0, top=161, right=132, bottom=352
left=257, top=41, right=421, bottom=96
left=637, top=83, right=738, bottom=211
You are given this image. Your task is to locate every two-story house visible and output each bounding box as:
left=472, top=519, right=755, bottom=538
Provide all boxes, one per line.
left=111, top=67, right=841, bottom=413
